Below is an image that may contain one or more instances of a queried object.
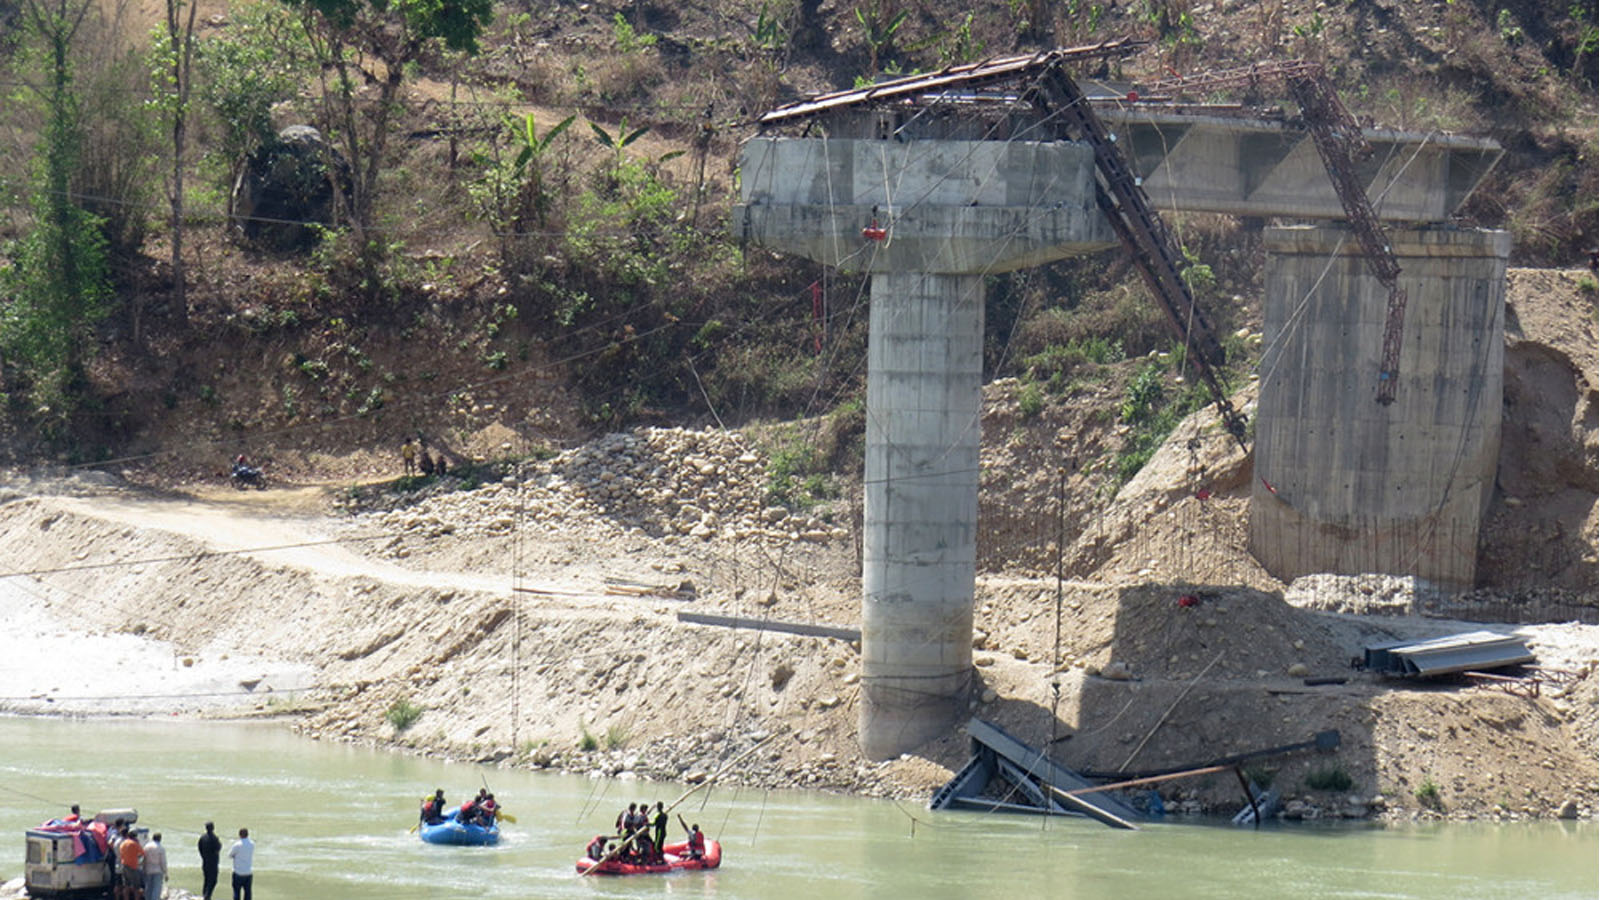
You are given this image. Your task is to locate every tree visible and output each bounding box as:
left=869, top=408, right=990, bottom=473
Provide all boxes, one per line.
left=157, top=0, right=200, bottom=332
left=276, top=0, right=493, bottom=249
left=0, top=0, right=111, bottom=412
left=468, top=110, right=576, bottom=271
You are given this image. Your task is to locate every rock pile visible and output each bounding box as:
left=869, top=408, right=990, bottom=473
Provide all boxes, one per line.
left=357, top=427, right=850, bottom=546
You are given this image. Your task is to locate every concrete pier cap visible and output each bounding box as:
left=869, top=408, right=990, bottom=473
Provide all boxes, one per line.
left=1251, top=224, right=1510, bottom=589
left=737, top=137, right=1115, bottom=273
left=735, top=136, right=1113, bottom=759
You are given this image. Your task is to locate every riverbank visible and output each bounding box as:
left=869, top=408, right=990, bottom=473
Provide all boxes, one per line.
left=5, top=716, right=1592, bottom=900
left=1, top=457, right=1593, bottom=824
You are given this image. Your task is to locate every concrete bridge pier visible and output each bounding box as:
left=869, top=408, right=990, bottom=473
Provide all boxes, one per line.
left=736, top=136, right=1114, bottom=758
left=861, top=271, right=984, bottom=757
left=1251, top=225, right=1510, bottom=588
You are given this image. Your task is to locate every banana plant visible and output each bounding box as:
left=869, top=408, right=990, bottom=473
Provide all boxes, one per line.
left=589, top=116, right=651, bottom=161
left=855, top=4, right=908, bottom=74
left=504, top=111, right=574, bottom=227
left=590, top=116, right=685, bottom=167
left=509, top=111, right=575, bottom=175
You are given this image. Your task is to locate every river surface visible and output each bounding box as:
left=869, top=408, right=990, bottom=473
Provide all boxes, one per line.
left=0, top=717, right=1593, bottom=899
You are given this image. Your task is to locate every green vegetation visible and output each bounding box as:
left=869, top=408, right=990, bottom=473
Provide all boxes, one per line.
left=578, top=722, right=599, bottom=752
left=0, top=0, right=113, bottom=423
left=1415, top=777, right=1443, bottom=810
left=604, top=722, right=630, bottom=750
left=854, top=3, right=908, bottom=75
left=1242, top=765, right=1275, bottom=789
left=0, top=0, right=1589, bottom=460
left=1020, top=335, right=1125, bottom=393
left=1305, top=765, right=1353, bottom=792
left=1113, top=357, right=1211, bottom=487
left=764, top=426, right=834, bottom=509
left=1017, top=382, right=1045, bottom=419
left=385, top=697, right=425, bottom=733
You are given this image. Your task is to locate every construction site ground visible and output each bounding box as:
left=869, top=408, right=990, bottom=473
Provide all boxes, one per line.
left=0, top=270, right=1593, bottom=824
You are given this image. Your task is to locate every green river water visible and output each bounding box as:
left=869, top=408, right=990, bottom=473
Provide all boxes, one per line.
left=1, top=717, right=1594, bottom=899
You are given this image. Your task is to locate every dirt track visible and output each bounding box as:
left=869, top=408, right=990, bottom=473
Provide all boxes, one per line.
left=1, top=437, right=1593, bottom=822
left=1, top=266, right=1593, bottom=821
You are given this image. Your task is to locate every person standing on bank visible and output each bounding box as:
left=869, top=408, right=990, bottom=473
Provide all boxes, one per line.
left=142, top=832, right=167, bottom=900
left=116, top=827, right=144, bottom=900
left=197, top=821, right=221, bottom=900
left=229, top=827, right=254, bottom=900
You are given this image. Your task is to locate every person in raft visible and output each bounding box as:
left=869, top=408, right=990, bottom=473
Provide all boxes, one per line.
left=651, top=803, right=668, bottom=858
left=686, top=824, right=706, bottom=861
left=420, top=790, right=446, bottom=825
left=586, top=835, right=608, bottom=862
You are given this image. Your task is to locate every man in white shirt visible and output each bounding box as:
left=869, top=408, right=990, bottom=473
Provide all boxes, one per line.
left=227, top=828, right=254, bottom=900
left=142, top=832, right=168, bottom=900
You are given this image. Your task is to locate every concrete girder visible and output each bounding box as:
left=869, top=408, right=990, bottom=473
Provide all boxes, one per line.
left=736, top=138, right=1116, bottom=274
left=1097, top=109, right=1502, bottom=223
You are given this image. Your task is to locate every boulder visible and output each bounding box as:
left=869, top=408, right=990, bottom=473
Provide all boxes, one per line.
left=230, top=125, right=351, bottom=250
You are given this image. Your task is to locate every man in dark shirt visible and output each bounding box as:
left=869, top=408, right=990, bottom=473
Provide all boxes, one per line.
left=197, top=821, right=221, bottom=900
left=651, top=803, right=668, bottom=860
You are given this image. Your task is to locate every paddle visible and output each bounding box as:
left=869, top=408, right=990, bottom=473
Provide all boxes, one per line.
left=477, top=773, right=517, bottom=824
left=580, top=732, right=775, bottom=876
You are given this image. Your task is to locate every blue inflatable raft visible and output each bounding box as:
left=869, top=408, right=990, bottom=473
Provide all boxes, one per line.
left=419, top=808, right=500, bottom=846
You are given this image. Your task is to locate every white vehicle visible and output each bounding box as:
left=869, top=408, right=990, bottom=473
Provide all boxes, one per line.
left=24, top=808, right=140, bottom=900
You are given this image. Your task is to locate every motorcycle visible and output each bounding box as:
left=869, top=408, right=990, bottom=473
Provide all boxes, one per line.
left=230, top=463, right=266, bottom=490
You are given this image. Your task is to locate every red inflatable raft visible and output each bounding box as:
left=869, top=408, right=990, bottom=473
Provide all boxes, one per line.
left=577, top=838, right=722, bottom=875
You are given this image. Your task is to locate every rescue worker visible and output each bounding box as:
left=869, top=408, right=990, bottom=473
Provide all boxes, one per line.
left=615, top=803, right=636, bottom=836
left=686, top=824, right=705, bottom=861
left=420, top=789, right=446, bottom=825
left=651, top=802, right=667, bottom=858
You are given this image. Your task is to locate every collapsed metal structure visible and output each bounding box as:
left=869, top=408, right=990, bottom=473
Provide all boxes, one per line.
left=1141, top=62, right=1411, bottom=405
left=757, top=40, right=1251, bottom=447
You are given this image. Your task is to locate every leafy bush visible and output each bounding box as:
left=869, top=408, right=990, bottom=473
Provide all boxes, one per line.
left=1020, top=336, right=1125, bottom=390
left=1119, top=361, right=1166, bottom=425
left=765, top=428, right=824, bottom=507
left=385, top=697, right=424, bottom=733
left=578, top=723, right=599, bottom=752
left=1415, top=778, right=1443, bottom=810
left=1306, top=766, right=1353, bottom=792
left=1017, top=382, right=1045, bottom=420
left=1113, top=364, right=1208, bottom=486
left=604, top=722, right=630, bottom=750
